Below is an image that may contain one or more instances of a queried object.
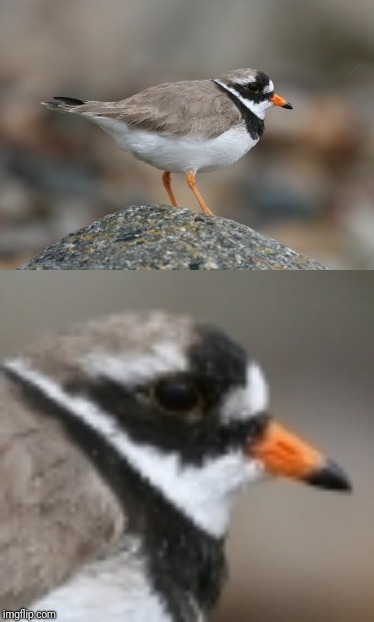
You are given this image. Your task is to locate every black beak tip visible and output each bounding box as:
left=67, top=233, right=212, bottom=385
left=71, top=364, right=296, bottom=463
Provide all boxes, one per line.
left=282, top=102, right=293, bottom=110
left=305, top=459, right=352, bottom=493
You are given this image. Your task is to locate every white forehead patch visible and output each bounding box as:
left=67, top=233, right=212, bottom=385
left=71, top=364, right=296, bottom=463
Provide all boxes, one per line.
left=263, top=79, right=274, bottom=94
left=221, top=362, right=269, bottom=423
left=81, top=341, right=188, bottom=386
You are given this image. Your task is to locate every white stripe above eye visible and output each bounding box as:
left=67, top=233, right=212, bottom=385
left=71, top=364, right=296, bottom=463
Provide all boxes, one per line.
left=232, top=75, right=256, bottom=85
left=3, top=357, right=265, bottom=538
left=81, top=341, right=188, bottom=386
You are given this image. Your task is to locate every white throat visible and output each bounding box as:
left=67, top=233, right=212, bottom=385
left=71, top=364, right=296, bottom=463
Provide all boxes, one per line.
left=117, top=440, right=264, bottom=537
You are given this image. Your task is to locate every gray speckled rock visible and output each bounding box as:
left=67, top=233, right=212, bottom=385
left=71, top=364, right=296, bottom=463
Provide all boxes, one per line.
left=19, top=205, right=329, bottom=270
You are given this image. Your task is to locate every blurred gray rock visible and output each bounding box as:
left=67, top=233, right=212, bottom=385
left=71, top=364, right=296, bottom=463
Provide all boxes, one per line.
left=19, top=205, right=328, bottom=270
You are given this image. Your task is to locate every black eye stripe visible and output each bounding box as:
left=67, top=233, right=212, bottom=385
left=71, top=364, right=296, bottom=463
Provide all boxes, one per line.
left=225, top=78, right=271, bottom=97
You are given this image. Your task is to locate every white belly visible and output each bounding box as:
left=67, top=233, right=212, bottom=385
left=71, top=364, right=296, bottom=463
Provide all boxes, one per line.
left=32, top=545, right=173, bottom=622
left=84, top=114, right=257, bottom=173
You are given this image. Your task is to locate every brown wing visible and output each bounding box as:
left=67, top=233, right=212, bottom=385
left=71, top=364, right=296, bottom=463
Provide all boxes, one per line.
left=0, top=375, right=123, bottom=608
left=74, top=80, right=243, bottom=138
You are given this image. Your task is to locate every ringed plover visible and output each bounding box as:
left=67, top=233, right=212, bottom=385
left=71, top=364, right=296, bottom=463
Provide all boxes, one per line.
left=42, top=69, right=292, bottom=216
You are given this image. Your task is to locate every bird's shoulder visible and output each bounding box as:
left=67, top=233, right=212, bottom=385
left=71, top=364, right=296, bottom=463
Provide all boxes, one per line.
left=0, top=373, right=123, bottom=608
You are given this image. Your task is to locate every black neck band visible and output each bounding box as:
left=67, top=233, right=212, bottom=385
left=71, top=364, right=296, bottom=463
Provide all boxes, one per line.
left=212, top=80, right=265, bottom=140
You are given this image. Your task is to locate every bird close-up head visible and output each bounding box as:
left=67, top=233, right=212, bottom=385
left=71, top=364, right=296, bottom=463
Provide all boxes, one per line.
left=0, top=311, right=351, bottom=622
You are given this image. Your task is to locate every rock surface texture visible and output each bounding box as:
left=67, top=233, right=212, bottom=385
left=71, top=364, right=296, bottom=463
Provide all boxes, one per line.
left=19, top=205, right=328, bottom=270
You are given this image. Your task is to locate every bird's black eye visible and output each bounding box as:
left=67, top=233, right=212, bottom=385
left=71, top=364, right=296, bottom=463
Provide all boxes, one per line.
left=245, top=83, right=260, bottom=93
left=151, top=376, right=202, bottom=417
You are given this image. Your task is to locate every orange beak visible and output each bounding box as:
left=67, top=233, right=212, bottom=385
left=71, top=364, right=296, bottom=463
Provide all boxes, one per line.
left=249, top=420, right=351, bottom=491
left=270, top=93, right=293, bottom=109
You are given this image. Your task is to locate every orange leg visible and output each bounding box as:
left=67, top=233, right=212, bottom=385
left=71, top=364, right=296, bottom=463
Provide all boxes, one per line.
left=185, top=171, right=214, bottom=217
left=162, top=171, right=178, bottom=208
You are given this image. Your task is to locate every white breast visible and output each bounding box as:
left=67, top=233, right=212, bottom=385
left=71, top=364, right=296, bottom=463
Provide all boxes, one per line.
left=32, top=541, right=173, bottom=622
left=83, top=114, right=257, bottom=174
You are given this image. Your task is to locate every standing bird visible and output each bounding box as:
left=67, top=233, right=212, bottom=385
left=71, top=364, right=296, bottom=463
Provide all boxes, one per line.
left=0, top=312, right=350, bottom=621
left=42, top=69, right=292, bottom=216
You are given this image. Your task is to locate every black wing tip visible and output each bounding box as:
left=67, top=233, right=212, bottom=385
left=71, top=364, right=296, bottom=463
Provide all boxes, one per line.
left=53, top=96, right=87, bottom=106
left=41, top=96, right=87, bottom=111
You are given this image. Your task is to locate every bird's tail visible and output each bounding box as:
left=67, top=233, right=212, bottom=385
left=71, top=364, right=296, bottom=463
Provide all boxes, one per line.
left=41, top=96, right=87, bottom=113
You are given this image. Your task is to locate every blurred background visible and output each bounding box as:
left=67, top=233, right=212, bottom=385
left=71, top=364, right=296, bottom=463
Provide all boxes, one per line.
left=0, top=272, right=373, bottom=621
left=1, top=0, right=374, bottom=268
